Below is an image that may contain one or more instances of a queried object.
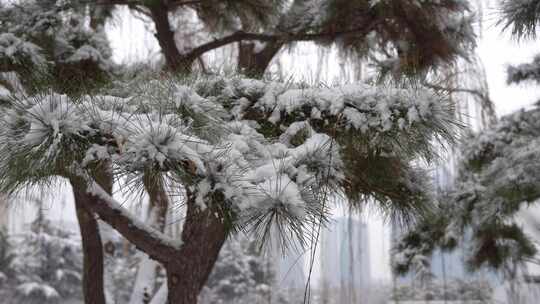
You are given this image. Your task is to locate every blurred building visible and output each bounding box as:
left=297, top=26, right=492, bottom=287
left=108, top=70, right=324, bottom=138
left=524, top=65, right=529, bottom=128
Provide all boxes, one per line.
left=274, top=247, right=306, bottom=291
left=319, top=216, right=371, bottom=304
left=391, top=219, right=500, bottom=302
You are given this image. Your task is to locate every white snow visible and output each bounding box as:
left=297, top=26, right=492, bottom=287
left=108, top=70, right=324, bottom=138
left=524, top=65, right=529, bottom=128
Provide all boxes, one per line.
left=129, top=254, right=158, bottom=304
left=148, top=282, right=167, bottom=304
left=0, top=33, right=45, bottom=66
left=16, top=282, right=60, bottom=299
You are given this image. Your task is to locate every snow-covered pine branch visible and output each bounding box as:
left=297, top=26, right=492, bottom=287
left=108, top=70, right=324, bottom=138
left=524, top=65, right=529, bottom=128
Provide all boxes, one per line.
left=503, top=0, right=540, bottom=98
left=499, top=0, right=540, bottom=39
left=508, top=54, right=540, bottom=84
left=0, top=76, right=457, bottom=245
left=393, top=105, right=540, bottom=276
left=392, top=0, right=540, bottom=276
left=0, top=0, right=114, bottom=93
left=0, top=33, right=45, bottom=71
left=0, top=75, right=459, bottom=302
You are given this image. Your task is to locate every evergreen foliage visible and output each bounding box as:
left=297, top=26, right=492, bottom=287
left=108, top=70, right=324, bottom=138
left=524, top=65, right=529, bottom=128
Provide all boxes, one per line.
left=0, top=0, right=114, bottom=94
left=502, top=0, right=540, bottom=84
left=9, top=218, right=82, bottom=303
left=393, top=106, right=540, bottom=277
left=0, top=75, right=459, bottom=252
left=200, top=238, right=288, bottom=304
left=393, top=0, right=540, bottom=280
left=500, top=0, right=540, bottom=39
left=75, top=0, right=477, bottom=76
left=0, top=1, right=485, bottom=302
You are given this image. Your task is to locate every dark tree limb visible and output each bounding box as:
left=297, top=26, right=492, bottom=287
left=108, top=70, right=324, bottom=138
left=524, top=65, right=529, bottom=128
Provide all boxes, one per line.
left=78, top=0, right=379, bottom=74
left=165, top=190, right=228, bottom=304
left=147, top=0, right=194, bottom=73
left=84, top=0, right=204, bottom=8
left=237, top=41, right=283, bottom=78
left=184, top=24, right=378, bottom=62
left=70, top=165, right=113, bottom=304
left=73, top=195, right=107, bottom=304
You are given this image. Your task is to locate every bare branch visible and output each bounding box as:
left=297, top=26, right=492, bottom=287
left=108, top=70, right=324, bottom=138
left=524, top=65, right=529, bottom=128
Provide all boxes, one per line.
left=81, top=0, right=204, bottom=8
left=168, top=0, right=205, bottom=7
left=129, top=4, right=152, bottom=19
left=84, top=0, right=141, bottom=6
left=422, top=81, right=491, bottom=103
left=183, top=22, right=379, bottom=60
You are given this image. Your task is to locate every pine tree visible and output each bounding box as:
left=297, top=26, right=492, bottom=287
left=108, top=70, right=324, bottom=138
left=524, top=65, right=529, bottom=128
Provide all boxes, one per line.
left=9, top=218, right=83, bottom=304
left=199, top=237, right=279, bottom=304
left=87, top=3, right=485, bottom=302
left=0, top=1, right=479, bottom=303
left=0, top=0, right=114, bottom=94
left=393, top=0, right=540, bottom=286
left=80, top=0, right=476, bottom=76
left=0, top=72, right=460, bottom=303
left=500, top=0, right=540, bottom=85
left=0, top=1, right=115, bottom=303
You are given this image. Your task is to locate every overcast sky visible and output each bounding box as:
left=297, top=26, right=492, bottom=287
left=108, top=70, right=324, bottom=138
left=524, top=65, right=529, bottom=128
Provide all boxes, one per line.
left=478, top=10, right=540, bottom=116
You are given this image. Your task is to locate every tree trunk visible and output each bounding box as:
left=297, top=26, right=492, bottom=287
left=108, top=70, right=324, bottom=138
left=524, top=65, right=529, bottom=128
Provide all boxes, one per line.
left=148, top=1, right=194, bottom=74
left=238, top=41, right=283, bottom=78
left=71, top=165, right=113, bottom=304
left=73, top=192, right=107, bottom=304
left=165, top=192, right=228, bottom=304
left=68, top=176, right=228, bottom=304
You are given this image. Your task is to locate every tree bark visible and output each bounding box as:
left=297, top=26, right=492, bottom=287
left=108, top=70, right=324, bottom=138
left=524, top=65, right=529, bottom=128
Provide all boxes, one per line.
left=69, top=175, right=228, bottom=304
left=237, top=41, right=283, bottom=78
left=71, top=165, right=113, bottom=304
left=148, top=1, right=194, bottom=74
left=165, top=191, right=228, bottom=304
left=73, top=191, right=107, bottom=304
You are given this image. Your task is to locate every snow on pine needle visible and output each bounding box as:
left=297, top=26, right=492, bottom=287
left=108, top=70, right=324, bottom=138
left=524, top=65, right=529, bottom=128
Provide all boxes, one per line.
left=0, top=75, right=459, bottom=251
left=0, top=33, right=45, bottom=67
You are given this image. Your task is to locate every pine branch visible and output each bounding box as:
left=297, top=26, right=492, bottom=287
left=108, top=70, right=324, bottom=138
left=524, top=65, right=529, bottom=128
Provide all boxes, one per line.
left=183, top=31, right=277, bottom=61
left=499, top=0, right=540, bottom=39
